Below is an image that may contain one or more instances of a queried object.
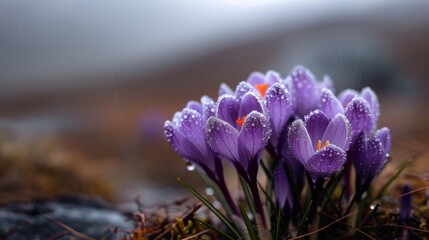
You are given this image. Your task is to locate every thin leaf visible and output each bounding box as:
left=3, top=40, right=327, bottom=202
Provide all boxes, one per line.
left=297, top=200, right=313, bottom=236
left=178, top=178, right=241, bottom=238
left=193, top=217, right=236, bottom=240
left=374, top=158, right=412, bottom=200
left=239, top=203, right=258, bottom=240
left=274, top=206, right=282, bottom=240
left=239, top=176, right=257, bottom=221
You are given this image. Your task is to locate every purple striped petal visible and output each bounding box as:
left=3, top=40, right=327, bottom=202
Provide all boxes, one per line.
left=235, top=81, right=257, bottom=99
left=305, top=145, right=346, bottom=180
left=338, top=89, right=358, bottom=108
left=238, top=111, right=271, bottom=169
left=206, top=117, right=240, bottom=163
left=361, top=87, right=380, bottom=128
left=344, top=97, right=373, bottom=140
left=375, top=127, right=391, bottom=154
left=239, top=92, right=264, bottom=119
left=265, top=83, right=295, bottom=147
left=320, top=88, right=344, bottom=119
left=265, top=70, right=282, bottom=86
left=274, top=163, right=294, bottom=209
left=288, top=119, right=314, bottom=165
left=286, top=65, right=320, bottom=117
left=201, top=96, right=216, bottom=121
left=304, top=110, right=330, bottom=150
left=216, top=95, right=239, bottom=127
left=321, top=113, right=352, bottom=151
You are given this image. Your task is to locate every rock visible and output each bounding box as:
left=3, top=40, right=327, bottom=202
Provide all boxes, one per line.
left=0, top=194, right=133, bottom=240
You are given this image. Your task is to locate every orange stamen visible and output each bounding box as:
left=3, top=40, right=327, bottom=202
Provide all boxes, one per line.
left=236, top=116, right=246, bottom=127
left=255, top=83, right=268, bottom=98
left=316, top=140, right=330, bottom=150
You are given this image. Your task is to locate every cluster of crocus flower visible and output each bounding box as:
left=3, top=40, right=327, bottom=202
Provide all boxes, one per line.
left=164, top=65, right=391, bottom=237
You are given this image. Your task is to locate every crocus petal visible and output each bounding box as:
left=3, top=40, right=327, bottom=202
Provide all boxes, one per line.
left=265, top=70, right=282, bottom=86
left=353, top=132, right=387, bottom=182
left=238, top=111, right=271, bottom=169
left=321, top=113, right=352, bottom=151
left=201, top=96, right=216, bottom=121
left=286, top=65, right=320, bottom=117
left=321, top=75, right=335, bottom=93
left=304, top=110, right=330, bottom=150
left=219, top=83, right=234, bottom=96
left=186, top=101, right=203, bottom=114
left=375, top=127, right=391, bottom=154
left=178, top=108, right=206, bottom=150
left=216, top=95, right=240, bottom=127
left=344, top=97, right=373, bottom=139
left=338, top=89, right=358, bottom=107
left=239, top=92, right=264, bottom=119
left=235, top=81, right=257, bottom=99
left=288, top=119, right=314, bottom=165
left=274, top=163, right=294, bottom=209
left=247, top=72, right=265, bottom=86
left=206, top=117, right=240, bottom=163
left=320, top=88, right=344, bottom=119
left=305, top=145, right=346, bottom=180
left=361, top=87, right=380, bottom=127
left=265, top=83, right=295, bottom=147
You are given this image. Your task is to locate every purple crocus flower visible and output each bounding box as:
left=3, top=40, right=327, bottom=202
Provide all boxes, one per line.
left=288, top=110, right=352, bottom=182
left=164, top=96, right=220, bottom=179
left=206, top=88, right=271, bottom=226
left=206, top=89, right=270, bottom=181
left=285, top=65, right=334, bottom=118
left=320, top=88, right=375, bottom=141
left=351, top=127, right=391, bottom=192
left=164, top=96, right=239, bottom=214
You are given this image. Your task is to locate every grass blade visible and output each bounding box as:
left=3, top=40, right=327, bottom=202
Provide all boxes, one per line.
left=274, top=206, right=282, bottom=240
left=193, top=217, right=236, bottom=240
left=178, top=178, right=241, bottom=238
left=374, top=158, right=413, bottom=200
left=239, top=203, right=258, bottom=240
left=297, top=200, right=312, bottom=236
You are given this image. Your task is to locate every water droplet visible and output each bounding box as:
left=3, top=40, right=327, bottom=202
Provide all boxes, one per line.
left=186, top=162, right=196, bottom=171
left=213, top=201, right=222, bottom=209
left=205, top=187, right=214, bottom=196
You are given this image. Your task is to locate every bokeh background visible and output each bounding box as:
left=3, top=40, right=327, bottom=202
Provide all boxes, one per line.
left=1, top=0, right=429, bottom=206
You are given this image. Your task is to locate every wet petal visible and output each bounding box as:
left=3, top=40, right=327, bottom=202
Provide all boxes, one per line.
left=201, top=96, right=216, bottom=121
left=320, top=88, right=344, bottom=119
left=288, top=119, right=314, bottom=165
left=305, top=145, right=346, bottom=180
left=338, top=89, right=358, bottom=107
left=265, top=83, right=295, bottom=146
left=321, top=113, right=352, bottom=151
left=206, top=117, right=240, bottom=163
left=178, top=108, right=206, bottom=149
left=238, top=111, right=271, bottom=168
left=286, top=65, right=320, bottom=117
left=186, top=101, right=203, bottom=114
left=219, top=83, right=234, bottom=96
left=375, top=127, right=391, bottom=154
left=344, top=97, right=373, bottom=139
left=361, top=87, right=380, bottom=127
left=235, top=81, right=257, bottom=99
left=304, top=110, right=330, bottom=150
left=239, top=92, right=264, bottom=119
left=216, top=95, right=240, bottom=127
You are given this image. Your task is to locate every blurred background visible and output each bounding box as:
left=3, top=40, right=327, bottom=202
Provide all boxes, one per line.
left=1, top=0, right=429, bottom=206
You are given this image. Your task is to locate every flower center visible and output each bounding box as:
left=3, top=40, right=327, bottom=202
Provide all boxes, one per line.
left=236, top=116, right=247, bottom=127
left=317, top=140, right=330, bottom=151
left=255, top=83, right=268, bottom=98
